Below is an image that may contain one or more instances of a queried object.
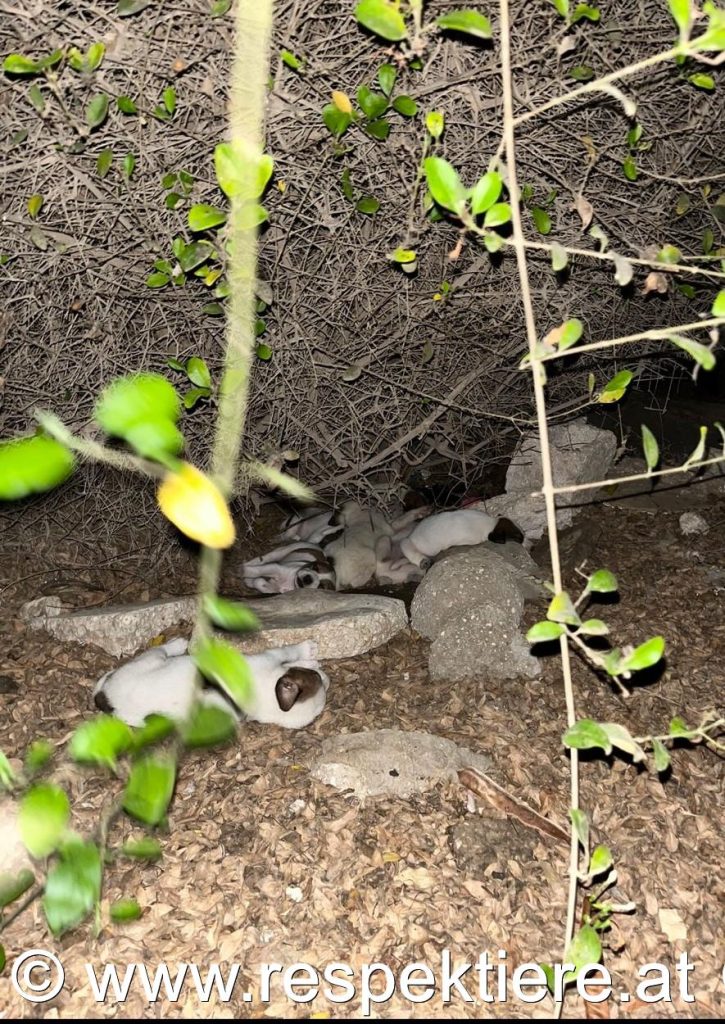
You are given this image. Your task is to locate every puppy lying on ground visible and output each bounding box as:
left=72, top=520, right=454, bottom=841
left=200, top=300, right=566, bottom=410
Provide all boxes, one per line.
left=94, top=638, right=329, bottom=730
left=397, top=509, right=524, bottom=568
left=242, top=541, right=336, bottom=594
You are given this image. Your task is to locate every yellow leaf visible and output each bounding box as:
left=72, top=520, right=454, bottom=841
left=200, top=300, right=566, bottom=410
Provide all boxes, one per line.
left=157, top=463, right=235, bottom=549
left=277, top=180, right=286, bottom=193
left=332, top=90, right=353, bottom=114
left=382, top=851, right=400, bottom=863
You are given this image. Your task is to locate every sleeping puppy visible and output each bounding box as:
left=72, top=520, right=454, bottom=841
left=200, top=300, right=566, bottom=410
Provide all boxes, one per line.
left=93, top=638, right=330, bottom=730
left=242, top=542, right=336, bottom=594
left=398, top=509, right=524, bottom=569
left=323, top=500, right=392, bottom=589
left=277, top=507, right=342, bottom=546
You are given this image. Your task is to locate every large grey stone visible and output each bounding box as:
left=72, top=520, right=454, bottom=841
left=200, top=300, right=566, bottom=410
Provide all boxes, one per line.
left=411, top=547, right=540, bottom=681
left=311, top=729, right=491, bottom=800
left=23, top=590, right=407, bottom=660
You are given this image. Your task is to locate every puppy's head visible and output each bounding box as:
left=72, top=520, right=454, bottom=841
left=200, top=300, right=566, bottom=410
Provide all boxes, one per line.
left=275, top=667, right=327, bottom=713
left=489, top=516, right=524, bottom=545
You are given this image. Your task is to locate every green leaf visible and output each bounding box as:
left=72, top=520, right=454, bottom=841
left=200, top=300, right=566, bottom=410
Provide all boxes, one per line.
left=27, top=193, right=43, bottom=218
left=203, top=595, right=260, bottom=632
left=163, top=86, right=176, bottom=115
left=96, top=148, right=113, bottom=178
left=550, top=241, right=568, bottom=272
left=210, top=0, right=232, bottom=16
left=25, top=739, right=54, bottom=775
left=0, top=751, right=16, bottom=789
left=117, top=0, right=152, bottom=14
left=589, top=844, right=613, bottom=877
left=378, top=63, right=397, bottom=95
left=623, top=155, right=638, bottom=182
left=249, top=461, right=314, bottom=502
left=712, top=289, right=725, bottom=316
left=0, top=435, right=75, bottom=501
left=619, top=636, right=665, bottom=673
left=426, top=111, right=444, bottom=139
left=563, top=925, right=602, bottom=985
left=354, top=0, right=407, bottom=41
left=364, top=118, right=390, bottom=140
left=111, top=897, right=142, bottom=922
left=44, top=839, right=102, bottom=935
left=256, top=343, right=273, bottom=361
left=387, top=246, right=417, bottom=264
left=669, top=0, right=693, bottom=37
left=531, top=206, right=552, bottom=235
left=165, top=191, right=183, bottom=210
left=668, top=334, right=715, bottom=370
left=669, top=716, right=692, bottom=738
left=563, top=719, right=612, bottom=755
left=569, top=808, right=589, bottom=853
left=124, top=419, right=184, bottom=460
left=95, top=373, right=180, bottom=438
left=392, top=94, right=417, bottom=117
left=424, top=157, right=467, bottom=214
left=183, top=387, right=211, bottom=410
left=600, top=722, right=647, bottom=762
left=357, top=86, right=388, bottom=120
left=571, top=4, right=600, bottom=24
left=0, top=869, right=35, bottom=909
left=641, top=424, right=659, bottom=472
left=85, top=42, right=106, bottom=71
left=652, top=737, right=671, bottom=773
left=356, top=196, right=380, bottom=215
left=86, top=93, right=109, bottom=129
left=3, top=54, right=41, bottom=75
left=550, top=0, right=569, bottom=16
left=684, top=425, right=708, bottom=466
left=214, top=142, right=273, bottom=200
left=121, top=837, right=163, bottom=861
left=188, top=204, right=227, bottom=232
left=202, top=302, right=225, bottom=317
left=694, top=1, right=725, bottom=52
left=544, top=317, right=583, bottom=352
left=122, top=152, right=136, bottom=179
left=577, top=619, right=609, bottom=636
left=526, top=621, right=565, bottom=643
left=547, top=591, right=580, bottom=626
left=689, top=72, right=715, bottom=90
left=675, top=193, right=691, bottom=216
left=598, top=369, right=633, bottom=404
left=178, top=241, right=214, bottom=273
left=186, top=356, right=211, bottom=388
left=483, top=202, right=512, bottom=228
left=657, top=243, right=682, bottom=265
left=18, top=784, right=70, bottom=858
left=116, top=95, right=138, bottom=114
left=322, top=104, right=353, bottom=138
left=28, top=82, right=45, bottom=113
left=69, top=715, right=134, bottom=768
left=193, top=637, right=254, bottom=710
left=587, top=569, right=618, bottom=593
left=146, top=271, right=170, bottom=288
left=436, top=10, right=492, bottom=39
left=470, top=171, right=502, bottom=216
left=280, top=48, right=303, bottom=70
left=182, top=705, right=238, bottom=748
left=122, top=754, right=177, bottom=826
left=569, top=65, right=595, bottom=81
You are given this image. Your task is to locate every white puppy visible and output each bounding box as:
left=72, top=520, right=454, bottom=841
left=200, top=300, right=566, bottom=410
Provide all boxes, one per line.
left=323, top=501, right=392, bottom=590
left=93, top=638, right=329, bottom=730
left=242, top=542, right=335, bottom=594
left=277, top=507, right=341, bottom=545
left=398, top=509, right=523, bottom=568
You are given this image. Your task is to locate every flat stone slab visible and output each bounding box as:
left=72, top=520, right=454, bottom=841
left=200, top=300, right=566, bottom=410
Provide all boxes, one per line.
left=311, top=729, right=491, bottom=800
left=22, top=590, right=408, bottom=660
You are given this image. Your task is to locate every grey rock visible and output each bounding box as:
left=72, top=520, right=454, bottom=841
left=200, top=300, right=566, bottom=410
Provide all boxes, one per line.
left=19, top=594, right=62, bottom=622
left=25, top=590, right=407, bottom=660
left=410, top=547, right=541, bottom=681
left=679, top=511, right=709, bottom=535
left=311, top=729, right=491, bottom=800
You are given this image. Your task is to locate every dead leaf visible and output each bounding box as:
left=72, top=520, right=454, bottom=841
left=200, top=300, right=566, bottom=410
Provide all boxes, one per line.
left=462, top=878, right=491, bottom=901
left=396, top=866, right=436, bottom=890
left=643, top=271, right=668, bottom=295
left=574, top=194, right=594, bottom=229
left=658, top=907, right=687, bottom=942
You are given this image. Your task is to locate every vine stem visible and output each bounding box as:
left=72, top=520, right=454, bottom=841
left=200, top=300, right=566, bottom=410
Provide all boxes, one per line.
left=537, top=316, right=724, bottom=363
left=498, top=1, right=580, bottom=1014
left=193, top=0, right=275, bottom=642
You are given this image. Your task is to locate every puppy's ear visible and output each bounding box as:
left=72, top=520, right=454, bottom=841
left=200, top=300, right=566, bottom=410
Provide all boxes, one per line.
left=94, top=688, right=115, bottom=714
left=276, top=673, right=302, bottom=712
left=489, top=516, right=524, bottom=544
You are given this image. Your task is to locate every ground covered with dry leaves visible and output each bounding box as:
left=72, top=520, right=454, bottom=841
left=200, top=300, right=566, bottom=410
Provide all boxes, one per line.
left=0, top=499, right=723, bottom=1019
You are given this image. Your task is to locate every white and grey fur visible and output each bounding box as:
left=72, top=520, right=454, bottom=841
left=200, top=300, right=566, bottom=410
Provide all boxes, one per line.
left=277, top=506, right=342, bottom=546
left=396, top=508, right=524, bottom=569
left=242, top=541, right=336, bottom=594
left=322, top=500, right=394, bottom=590
left=93, top=638, right=330, bottom=730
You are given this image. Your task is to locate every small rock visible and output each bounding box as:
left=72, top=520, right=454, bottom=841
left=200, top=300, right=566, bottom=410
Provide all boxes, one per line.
left=679, top=511, right=709, bottom=536
left=19, top=594, right=62, bottom=622
left=311, top=729, right=490, bottom=800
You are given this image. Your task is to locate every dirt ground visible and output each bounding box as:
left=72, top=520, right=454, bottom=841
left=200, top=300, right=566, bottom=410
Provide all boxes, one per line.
left=0, top=494, right=723, bottom=1019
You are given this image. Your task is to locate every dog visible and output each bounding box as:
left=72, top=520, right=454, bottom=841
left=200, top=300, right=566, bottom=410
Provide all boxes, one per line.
left=93, top=638, right=329, bottom=730
left=397, top=509, right=524, bottom=569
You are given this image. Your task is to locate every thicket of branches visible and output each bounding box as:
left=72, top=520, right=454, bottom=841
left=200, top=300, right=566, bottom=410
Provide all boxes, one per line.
left=1, top=0, right=723, bottom=559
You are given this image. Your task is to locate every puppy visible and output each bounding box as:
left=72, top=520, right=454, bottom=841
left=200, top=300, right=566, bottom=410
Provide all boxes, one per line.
left=93, top=638, right=329, bottom=730
left=277, top=507, right=342, bottom=545
left=398, top=509, right=524, bottom=568
left=323, top=501, right=392, bottom=589
left=242, top=542, right=335, bottom=594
